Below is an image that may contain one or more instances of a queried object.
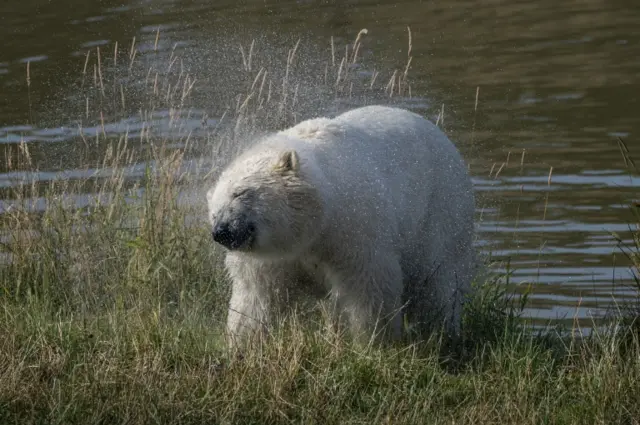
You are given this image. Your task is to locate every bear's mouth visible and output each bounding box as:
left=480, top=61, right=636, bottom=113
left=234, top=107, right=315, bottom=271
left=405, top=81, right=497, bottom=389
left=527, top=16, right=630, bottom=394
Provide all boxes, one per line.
left=212, top=221, right=256, bottom=251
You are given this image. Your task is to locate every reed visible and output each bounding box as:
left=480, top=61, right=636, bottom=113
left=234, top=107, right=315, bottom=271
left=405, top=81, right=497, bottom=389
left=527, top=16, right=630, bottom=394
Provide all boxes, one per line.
left=0, top=29, right=639, bottom=425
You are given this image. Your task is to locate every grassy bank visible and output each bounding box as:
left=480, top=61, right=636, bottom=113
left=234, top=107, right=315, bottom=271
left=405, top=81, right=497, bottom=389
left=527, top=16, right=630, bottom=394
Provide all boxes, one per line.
left=1, top=295, right=639, bottom=424
left=1, top=31, right=640, bottom=424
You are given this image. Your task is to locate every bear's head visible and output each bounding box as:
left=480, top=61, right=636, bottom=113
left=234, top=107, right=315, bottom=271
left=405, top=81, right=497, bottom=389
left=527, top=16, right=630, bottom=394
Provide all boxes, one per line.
left=206, top=148, right=324, bottom=258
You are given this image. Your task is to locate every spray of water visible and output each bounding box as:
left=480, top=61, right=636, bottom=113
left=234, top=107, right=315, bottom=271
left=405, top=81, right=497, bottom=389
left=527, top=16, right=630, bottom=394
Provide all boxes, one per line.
left=11, top=28, right=425, bottom=205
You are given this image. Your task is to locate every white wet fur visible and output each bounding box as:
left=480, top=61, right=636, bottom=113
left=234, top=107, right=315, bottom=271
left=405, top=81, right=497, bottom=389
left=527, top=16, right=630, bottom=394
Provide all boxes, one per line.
left=206, top=105, right=477, bottom=347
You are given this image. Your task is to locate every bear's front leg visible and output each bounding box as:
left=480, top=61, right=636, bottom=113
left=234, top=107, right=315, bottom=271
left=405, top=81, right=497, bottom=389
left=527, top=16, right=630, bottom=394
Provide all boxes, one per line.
left=329, top=253, right=405, bottom=345
left=226, top=276, right=271, bottom=349
left=224, top=253, right=305, bottom=349
left=224, top=254, right=273, bottom=349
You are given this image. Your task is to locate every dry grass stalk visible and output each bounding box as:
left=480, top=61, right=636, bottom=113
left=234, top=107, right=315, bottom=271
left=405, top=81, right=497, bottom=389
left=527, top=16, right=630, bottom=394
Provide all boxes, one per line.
left=2, top=30, right=640, bottom=424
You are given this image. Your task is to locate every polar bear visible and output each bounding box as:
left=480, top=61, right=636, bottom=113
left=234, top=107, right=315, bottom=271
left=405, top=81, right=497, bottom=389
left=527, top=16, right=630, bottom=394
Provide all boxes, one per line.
left=206, top=105, right=476, bottom=347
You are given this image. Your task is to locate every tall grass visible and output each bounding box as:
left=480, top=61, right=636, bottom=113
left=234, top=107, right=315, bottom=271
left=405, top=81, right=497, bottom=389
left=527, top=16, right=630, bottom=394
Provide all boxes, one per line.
left=1, top=30, right=639, bottom=424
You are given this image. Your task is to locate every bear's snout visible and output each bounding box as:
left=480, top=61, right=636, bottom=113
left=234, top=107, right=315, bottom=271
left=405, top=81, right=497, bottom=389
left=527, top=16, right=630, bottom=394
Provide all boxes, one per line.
left=212, top=220, right=256, bottom=250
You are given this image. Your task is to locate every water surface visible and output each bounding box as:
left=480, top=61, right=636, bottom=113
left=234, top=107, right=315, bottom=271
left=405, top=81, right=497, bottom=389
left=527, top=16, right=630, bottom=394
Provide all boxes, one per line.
left=2, top=0, right=640, bottom=328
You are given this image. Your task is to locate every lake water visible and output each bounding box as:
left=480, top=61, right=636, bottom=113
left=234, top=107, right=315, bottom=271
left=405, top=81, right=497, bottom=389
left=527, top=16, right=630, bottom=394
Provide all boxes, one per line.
left=2, top=0, right=640, bottom=329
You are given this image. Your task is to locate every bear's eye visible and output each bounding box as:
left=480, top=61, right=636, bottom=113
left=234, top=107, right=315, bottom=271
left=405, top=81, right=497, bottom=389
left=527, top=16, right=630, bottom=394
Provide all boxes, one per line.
left=231, top=189, right=250, bottom=199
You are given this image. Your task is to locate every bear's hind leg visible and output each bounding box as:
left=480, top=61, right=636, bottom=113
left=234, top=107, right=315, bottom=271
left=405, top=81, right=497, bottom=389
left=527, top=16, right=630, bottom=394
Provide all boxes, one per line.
left=426, top=252, right=475, bottom=342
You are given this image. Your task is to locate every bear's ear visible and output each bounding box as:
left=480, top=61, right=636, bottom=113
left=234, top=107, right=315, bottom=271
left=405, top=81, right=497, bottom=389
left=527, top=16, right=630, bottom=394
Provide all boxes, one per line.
left=274, top=150, right=300, bottom=174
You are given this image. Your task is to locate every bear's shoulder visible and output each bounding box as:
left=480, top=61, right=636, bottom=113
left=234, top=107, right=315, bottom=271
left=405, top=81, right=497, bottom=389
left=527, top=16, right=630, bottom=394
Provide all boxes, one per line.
left=281, top=117, right=342, bottom=141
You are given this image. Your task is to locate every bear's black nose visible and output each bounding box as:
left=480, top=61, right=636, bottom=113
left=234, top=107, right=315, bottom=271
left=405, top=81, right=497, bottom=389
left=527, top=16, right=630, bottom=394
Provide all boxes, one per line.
left=212, top=221, right=255, bottom=250
left=212, top=223, right=231, bottom=246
